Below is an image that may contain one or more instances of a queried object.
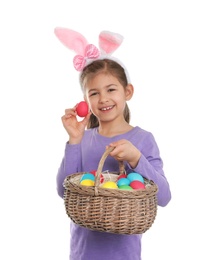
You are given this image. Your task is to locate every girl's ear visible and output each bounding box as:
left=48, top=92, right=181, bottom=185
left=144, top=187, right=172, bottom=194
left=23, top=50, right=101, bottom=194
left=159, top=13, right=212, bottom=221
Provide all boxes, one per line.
left=125, top=84, right=134, bottom=101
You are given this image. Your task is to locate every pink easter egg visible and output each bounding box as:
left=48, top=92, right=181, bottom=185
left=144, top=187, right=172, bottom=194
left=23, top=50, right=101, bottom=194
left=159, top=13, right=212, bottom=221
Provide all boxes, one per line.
left=76, top=101, right=89, bottom=117
left=130, top=180, right=146, bottom=190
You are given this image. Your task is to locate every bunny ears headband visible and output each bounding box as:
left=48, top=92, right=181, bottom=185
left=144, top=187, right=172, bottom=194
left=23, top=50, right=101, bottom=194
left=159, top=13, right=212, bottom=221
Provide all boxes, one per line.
left=54, top=27, right=131, bottom=82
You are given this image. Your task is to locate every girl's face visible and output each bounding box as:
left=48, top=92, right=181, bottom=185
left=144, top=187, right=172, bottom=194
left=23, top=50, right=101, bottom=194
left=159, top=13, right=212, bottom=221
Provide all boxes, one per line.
left=84, top=73, right=133, bottom=123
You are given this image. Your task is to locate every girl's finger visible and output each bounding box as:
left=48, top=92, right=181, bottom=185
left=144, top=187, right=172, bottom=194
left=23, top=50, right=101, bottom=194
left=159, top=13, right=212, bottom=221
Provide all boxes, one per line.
left=65, top=108, right=77, bottom=116
left=80, top=111, right=91, bottom=126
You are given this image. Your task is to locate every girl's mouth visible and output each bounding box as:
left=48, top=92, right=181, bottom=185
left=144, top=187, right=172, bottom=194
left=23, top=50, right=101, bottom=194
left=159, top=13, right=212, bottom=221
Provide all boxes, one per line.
left=100, top=105, right=114, bottom=111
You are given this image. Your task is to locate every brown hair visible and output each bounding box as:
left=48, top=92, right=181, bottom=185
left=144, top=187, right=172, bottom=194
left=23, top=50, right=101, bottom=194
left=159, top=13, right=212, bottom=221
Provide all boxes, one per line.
left=80, top=59, right=131, bottom=129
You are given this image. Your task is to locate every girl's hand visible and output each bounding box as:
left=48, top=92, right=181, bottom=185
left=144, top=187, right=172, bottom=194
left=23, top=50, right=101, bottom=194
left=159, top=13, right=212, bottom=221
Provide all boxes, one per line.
left=107, top=139, right=141, bottom=169
left=61, top=104, right=91, bottom=144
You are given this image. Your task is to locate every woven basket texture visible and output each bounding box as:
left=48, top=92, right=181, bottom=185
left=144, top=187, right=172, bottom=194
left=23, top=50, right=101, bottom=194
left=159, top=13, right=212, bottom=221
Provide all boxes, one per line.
left=63, top=147, right=158, bottom=235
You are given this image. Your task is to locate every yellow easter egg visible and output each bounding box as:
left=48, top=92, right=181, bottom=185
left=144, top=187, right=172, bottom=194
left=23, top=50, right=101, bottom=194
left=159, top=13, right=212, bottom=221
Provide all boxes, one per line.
left=101, top=181, right=118, bottom=189
left=80, top=179, right=94, bottom=186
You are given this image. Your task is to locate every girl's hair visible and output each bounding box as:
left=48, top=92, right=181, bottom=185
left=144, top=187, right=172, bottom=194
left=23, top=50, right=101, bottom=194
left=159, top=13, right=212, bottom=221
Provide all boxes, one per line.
left=80, top=59, right=131, bottom=129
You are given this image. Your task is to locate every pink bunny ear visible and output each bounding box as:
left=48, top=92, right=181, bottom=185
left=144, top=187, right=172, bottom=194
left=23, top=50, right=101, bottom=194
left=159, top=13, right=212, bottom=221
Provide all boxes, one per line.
left=54, top=27, right=88, bottom=55
left=99, top=31, right=124, bottom=55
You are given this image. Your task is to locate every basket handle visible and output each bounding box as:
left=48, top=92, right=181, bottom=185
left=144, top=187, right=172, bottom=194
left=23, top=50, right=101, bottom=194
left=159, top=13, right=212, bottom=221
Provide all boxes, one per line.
left=95, top=146, right=125, bottom=187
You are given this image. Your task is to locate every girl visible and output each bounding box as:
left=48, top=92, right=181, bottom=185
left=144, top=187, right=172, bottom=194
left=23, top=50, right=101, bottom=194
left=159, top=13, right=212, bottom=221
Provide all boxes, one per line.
left=55, top=28, right=171, bottom=260
left=55, top=29, right=171, bottom=260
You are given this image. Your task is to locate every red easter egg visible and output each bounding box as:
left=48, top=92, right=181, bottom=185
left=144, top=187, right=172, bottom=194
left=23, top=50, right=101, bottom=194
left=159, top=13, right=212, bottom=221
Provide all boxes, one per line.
left=90, top=170, right=96, bottom=175
left=130, top=180, right=146, bottom=190
left=76, top=101, right=89, bottom=117
left=90, top=170, right=104, bottom=183
left=117, top=174, right=127, bottom=180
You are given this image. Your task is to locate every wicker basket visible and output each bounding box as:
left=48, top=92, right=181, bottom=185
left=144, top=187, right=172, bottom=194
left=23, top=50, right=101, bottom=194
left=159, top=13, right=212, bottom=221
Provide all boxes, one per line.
left=63, top=147, right=158, bottom=235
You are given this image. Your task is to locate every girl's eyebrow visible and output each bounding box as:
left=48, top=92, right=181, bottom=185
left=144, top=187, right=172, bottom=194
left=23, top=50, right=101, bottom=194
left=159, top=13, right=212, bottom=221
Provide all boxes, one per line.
left=88, top=84, right=117, bottom=93
left=88, top=88, right=98, bottom=94
left=106, top=84, right=117, bottom=88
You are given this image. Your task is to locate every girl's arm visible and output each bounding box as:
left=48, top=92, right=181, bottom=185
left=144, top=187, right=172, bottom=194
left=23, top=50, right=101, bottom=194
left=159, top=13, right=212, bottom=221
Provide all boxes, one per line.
left=128, top=134, right=171, bottom=207
left=131, top=154, right=171, bottom=207
left=56, top=143, right=82, bottom=198
left=109, top=134, right=171, bottom=207
left=57, top=106, right=90, bottom=197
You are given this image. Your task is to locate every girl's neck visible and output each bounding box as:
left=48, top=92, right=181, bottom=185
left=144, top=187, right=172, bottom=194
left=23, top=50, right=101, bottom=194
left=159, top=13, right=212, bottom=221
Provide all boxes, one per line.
left=98, top=120, right=133, bottom=137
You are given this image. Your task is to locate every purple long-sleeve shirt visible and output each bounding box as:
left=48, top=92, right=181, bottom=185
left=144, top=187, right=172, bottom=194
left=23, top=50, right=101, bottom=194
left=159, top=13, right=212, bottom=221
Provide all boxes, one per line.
left=57, top=126, right=171, bottom=260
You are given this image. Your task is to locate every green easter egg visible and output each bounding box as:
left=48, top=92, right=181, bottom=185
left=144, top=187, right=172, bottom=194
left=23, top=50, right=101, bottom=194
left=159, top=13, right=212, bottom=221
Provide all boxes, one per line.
left=118, top=185, right=133, bottom=190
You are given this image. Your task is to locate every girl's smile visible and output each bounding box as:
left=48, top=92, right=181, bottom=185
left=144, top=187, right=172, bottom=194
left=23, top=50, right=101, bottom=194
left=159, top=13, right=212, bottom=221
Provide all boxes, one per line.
left=99, top=105, right=115, bottom=112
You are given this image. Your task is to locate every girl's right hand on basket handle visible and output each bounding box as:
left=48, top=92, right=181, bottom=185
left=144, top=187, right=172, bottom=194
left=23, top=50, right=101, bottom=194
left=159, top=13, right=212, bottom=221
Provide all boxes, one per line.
left=61, top=104, right=91, bottom=144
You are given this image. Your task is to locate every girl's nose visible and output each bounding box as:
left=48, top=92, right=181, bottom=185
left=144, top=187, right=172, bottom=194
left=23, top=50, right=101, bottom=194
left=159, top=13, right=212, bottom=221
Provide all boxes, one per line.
left=98, top=93, right=108, bottom=103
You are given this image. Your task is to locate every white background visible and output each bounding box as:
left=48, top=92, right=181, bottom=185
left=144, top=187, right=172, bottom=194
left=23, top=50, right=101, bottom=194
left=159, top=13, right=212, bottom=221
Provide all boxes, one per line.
left=0, top=1, right=219, bottom=259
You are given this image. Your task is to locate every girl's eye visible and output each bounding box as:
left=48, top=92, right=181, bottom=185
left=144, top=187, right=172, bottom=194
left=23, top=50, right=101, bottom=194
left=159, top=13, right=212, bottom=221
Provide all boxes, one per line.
left=90, top=92, right=98, bottom=97
left=108, top=88, right=116, bottom=92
